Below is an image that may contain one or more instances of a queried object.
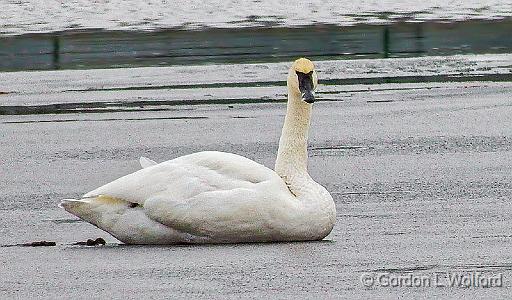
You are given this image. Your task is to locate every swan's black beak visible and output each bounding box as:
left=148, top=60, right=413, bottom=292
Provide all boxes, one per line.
left=297, top=71, right=315, bottom=103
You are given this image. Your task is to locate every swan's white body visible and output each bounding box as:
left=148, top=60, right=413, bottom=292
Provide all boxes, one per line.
left=61, top=58, right=336, bottom=244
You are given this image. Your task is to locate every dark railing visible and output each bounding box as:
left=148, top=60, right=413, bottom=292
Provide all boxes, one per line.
left=52, top=35, right=60, bottom=70
left=0, top=19, right=511, bottom=72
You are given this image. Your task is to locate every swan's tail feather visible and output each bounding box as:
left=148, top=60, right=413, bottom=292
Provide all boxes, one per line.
left=60, top=198, right=95, bottom=215
left=60, top=196, right=132, bottom=228
left=139, top=156, right=158, bottom=169
left=59, top=198, right=82, bottom=209
left=59, top=196, right=188, bottom=244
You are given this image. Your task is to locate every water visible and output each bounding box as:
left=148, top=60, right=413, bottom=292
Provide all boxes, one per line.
left=1, top=0, right=512, bottom=35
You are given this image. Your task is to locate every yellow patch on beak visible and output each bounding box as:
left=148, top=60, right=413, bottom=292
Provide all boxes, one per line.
left=293, top=58, right=314, bottom=74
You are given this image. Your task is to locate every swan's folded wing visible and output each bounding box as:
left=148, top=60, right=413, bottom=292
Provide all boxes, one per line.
left=144, top=184, right=295, bottom=241
left=83, top=151, right=294, bottom=238
left=141, top=151, right=297, bottom=240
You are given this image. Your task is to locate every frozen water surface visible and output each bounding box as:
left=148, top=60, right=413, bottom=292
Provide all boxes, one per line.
left=1, top=54, right=512, bottom=298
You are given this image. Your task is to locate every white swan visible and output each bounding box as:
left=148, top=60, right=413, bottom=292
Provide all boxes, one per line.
left=60, top=58, right=336, bottom=244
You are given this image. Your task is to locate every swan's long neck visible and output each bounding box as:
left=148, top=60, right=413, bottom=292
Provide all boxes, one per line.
left=275, top=81, right=312, bottom=187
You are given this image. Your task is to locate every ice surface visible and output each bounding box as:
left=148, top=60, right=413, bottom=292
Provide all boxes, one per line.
left=1, top=54, right=512, bottom=299
left=1, top=81, right=512, bottom=299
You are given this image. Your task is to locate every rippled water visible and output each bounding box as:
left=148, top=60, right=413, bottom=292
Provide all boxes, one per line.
left=1, top=0, right=512, bottom=35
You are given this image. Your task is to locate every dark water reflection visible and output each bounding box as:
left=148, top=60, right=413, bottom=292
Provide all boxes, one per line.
left=0, top=18, right=511, bottom=71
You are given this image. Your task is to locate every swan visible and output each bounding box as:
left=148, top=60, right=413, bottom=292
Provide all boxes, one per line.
left=60, top=58, right=336, bottom=244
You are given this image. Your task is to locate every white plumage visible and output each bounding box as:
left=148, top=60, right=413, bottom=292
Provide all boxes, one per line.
left=61, top=58, right=336, bottom=244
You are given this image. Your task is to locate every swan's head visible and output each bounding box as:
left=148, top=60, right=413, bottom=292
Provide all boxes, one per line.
left=288, top=58, right=318, bottom=104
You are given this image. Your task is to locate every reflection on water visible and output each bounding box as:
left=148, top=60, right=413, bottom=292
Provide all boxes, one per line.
left=0, top=19, right=511, bottom=71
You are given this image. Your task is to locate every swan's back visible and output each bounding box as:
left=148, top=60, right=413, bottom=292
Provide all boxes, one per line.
left=83, top=151, right=285, bottom=203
